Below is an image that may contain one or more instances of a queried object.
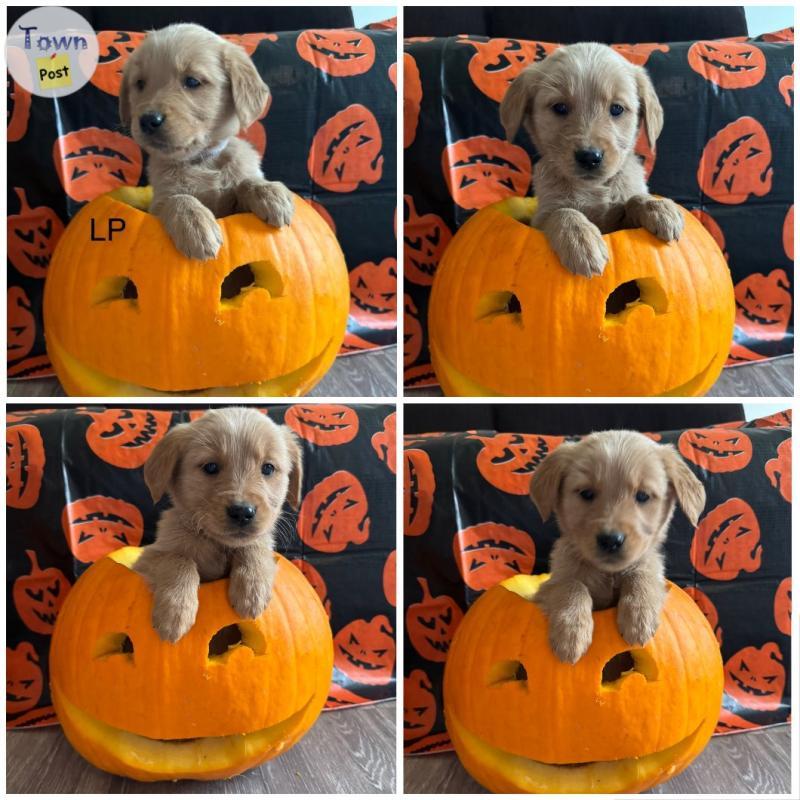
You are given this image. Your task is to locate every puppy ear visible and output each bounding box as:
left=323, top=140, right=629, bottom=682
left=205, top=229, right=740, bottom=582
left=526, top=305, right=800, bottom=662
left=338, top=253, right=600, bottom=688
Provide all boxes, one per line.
left=118, top=66, right=132, bottom=129
left=529, top=444, right=574, bottom=521
left=143, top=423, right=190, bottom=503
left=660, top=444, right=706, bottom=526
left=282, top=429, right=304, bottom=511
left=634, top=66, right=664, bottom=149
left=223, top=42, right=269, bottom=131
left=499, top=65, right=539, bottom=142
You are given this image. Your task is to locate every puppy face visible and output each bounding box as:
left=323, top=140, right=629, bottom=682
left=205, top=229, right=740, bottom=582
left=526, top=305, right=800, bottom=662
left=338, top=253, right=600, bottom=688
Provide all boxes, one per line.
left=530, top=431, right=705, bottom=573
left=500, top=43, right=663, bottom=186
left=144, top=407, right=302, bottom=548
left=119, top=23, right=268, bottom=161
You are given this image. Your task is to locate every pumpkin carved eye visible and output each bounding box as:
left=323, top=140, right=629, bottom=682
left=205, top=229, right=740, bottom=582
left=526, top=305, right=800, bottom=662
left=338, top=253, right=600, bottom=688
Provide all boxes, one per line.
left=91, top=275, right=139, bottom=305
left=601, top=649, right=658, bottom=688
left=488, top=659, right=528, bottom=687
left=604, top=278, right=667, bottom=323
left=94, top=632, right=134, bottom=660
left=476, top=291, right=522, bottom=323
left=208, top=622, right=266, bottom=660
left=220, top=262, right=284, bottom=305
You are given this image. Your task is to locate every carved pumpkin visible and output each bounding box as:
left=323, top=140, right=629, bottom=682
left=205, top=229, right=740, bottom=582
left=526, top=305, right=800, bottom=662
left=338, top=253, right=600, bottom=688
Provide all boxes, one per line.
left=690, top=208, right=727, bottom=260
left=61, top=495, right=144, bottom=564
left=407, top=577, right=464, bottom=662
left=333, top=615, right=394, bottom=685
left=7, top=642, right=43, bottom=715
left=349, top=258, right=397, bottom=329
left=783, top=205, right=793, bottom=260
left=296, top=29, right=376, bottom=77
left=371, top=411, right=397, bottom=473
left=691, top=498, right=761, bottom=580
left=44, top=187, right=349, bottom=396
left=83, top=408, right=172, bottom=468
left=50, top=547, right=332, bottom=781
left=297, top=470, right=370, bottom=553
left=285, top=404, right=359, bottom=445
left=688, top=41, right=766, bottom=89
left=13, top=549, right=71, bottom=634
left=307, top=104, right=383, bottom=192
left=6, top=423, right=45, bottom=510
left=683, top=586, right=722, bottom=645
left=90, top=31, right=146, bottom=96
left=723, top=643, right=785, bottom=712
left=774, top=578, right=791, bottom=636
left=429, top=197, right=734, bottom=396
left=444, top=574, right=723, bottom=793
left=442, top=137, right=532, bottom=211
left=471, top=433, right=563, bottom=495
left=611, top=42, right=669, bottom=66
left=7, top=77, right=31, bottom=142
left=403, top=52, right=422, bottom=147
left=404, top=448, right=435, bottom=536
left=765, top=438, right=791, bottom=503
left=678, top=428, right=753, bottom=472
left=404, top=669, right=436, bottom=741
left=453, top=522, right=536, bottom=591
left=8, top=187, right=65, bottom=278
left=697, top=117, right=773, bottom=204
left=53, top=128, right=143, bottom=203
left=383, top=550, right=396, bottom=607
left=404, top=294, right=423, bottom=366
left=404, top=195, right=452, bottom=285
left=734, top=269, right=792, bottom=341
left=291, top=558, right=331, bottom=618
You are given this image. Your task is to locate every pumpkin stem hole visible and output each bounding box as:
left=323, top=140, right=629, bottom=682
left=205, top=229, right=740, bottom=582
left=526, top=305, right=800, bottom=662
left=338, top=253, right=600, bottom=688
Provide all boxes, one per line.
left=91, top=276, right=138, bottom=306
left=476, top=291, right=523, bottom=323
left=93, top=632, right=134, bottom=659
left=601, top=649, right=658, bottom=687
left=488, top=659, right=528, bottom=687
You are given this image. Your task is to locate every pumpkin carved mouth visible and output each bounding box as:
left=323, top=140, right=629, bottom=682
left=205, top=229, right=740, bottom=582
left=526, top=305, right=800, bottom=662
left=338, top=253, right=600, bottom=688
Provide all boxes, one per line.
left=699, top=51, right=758, bottom=73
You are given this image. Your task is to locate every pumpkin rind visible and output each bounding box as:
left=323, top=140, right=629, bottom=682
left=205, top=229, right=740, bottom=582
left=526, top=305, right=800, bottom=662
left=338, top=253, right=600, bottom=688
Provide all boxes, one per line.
left=44, top=187, right=349, bottom=396
left=429, top=197, right=734, bottom=396
left=444, top=575, right=723, bottom=794
left=50, top=548, right=333, bottom=781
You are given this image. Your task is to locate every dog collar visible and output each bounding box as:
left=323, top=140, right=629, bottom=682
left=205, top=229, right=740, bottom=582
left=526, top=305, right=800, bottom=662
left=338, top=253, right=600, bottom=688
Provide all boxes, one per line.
left=189, top=138, right=230, bottom=164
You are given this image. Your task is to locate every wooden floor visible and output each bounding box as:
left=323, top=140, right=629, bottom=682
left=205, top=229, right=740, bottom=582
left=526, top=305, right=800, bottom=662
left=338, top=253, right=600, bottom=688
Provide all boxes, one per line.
left=7, top=700, right=395, bottom=794
left=7, top=346, right=397, bottom=399
left=404, top=724, right=791, bottom=794
left=405, top=356, right=794, bottom=398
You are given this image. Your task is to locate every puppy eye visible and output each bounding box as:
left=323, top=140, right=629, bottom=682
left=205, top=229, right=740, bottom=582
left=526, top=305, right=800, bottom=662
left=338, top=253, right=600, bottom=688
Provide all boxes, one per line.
left=261, top=463, right=275, bottom=476
left=552, top=102, right=569, bottom=116
left=579, top=488, right=595, bottom=501
left=135, top=79, right=145, bottom=91
left=183, top=76, right=202, bottom=89
left=202, top=462, right=220, bottom=475
left=610, top=103, right=625, bottom=117
left=635, top=491, right=650, bottom=503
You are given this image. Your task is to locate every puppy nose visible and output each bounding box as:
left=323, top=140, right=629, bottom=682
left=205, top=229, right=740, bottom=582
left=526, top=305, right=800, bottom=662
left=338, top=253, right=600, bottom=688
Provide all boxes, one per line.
left=139, top=112, right=165, bottom=134
left=575, top=148, right=604, bottom=170
left=596, top=530, right=625, bottom=553
left=226, top=503, right=257, bottom=526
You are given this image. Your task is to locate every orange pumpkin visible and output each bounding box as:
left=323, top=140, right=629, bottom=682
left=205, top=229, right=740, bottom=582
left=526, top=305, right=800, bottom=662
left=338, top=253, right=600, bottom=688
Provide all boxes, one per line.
left=44, top=187, right=349, bottom=396
left=13, top=549, right=71, bottom=634
left=291, top=558, right=332, bottom=617
left=7, top=187, right=65, bottom=278
left=444, top=574, right=723, bottom=793
left=429, top=197, right=734, bottom=396
left=687, top=41, right=766, bottom=89
left=50, top=547, right=332, bottom=781
left=683, top=586, right=723, bottom=645
left=296, top=29, right=376, bottom=77
left=6, top=423, right=45, bottom=510
left=690, top=208, right=727, bottom=259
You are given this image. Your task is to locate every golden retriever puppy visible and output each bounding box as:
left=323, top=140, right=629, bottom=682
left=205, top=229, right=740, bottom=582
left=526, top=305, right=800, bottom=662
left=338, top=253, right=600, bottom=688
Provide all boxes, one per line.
left=135, top=407, right=302, bottom=642
left=120, top=24, right=293, bottom=261
left=500, top=43, right=683, bottom=277
left=529, top=430, right=705, bottom=663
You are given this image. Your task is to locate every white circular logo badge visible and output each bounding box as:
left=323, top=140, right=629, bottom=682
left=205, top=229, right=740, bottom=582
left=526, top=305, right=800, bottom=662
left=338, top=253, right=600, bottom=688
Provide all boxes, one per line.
left=6, top=7, right=98, bottom=98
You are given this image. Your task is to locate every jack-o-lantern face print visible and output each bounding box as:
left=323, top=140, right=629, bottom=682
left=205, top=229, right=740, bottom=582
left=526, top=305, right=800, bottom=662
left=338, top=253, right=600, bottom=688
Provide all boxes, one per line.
left=13, top=550, right=71, bottom=634
left=783, top=206, right=793, bottom=261
left=291, top=558, right=331, bottom=617
left=334, top=616, right=394, bottom=685
left=53, top=127, right=143, bottom=203
left=404, top=669, right=436, bottom=741
left=779, top=67, right=793, bottom=107
left=221, top=32, right=277, bottom=55
left=634, top=125, right=656, bottom=180
left=404, top=294, right=423, bottom=366
left=7, top=77, right=31, bottom=142
left=453, top=523, right=536, bottom=591
left=349, top=258, right=397, bottom=329
left=297, top=471, right=370, bottom=553
left=83, top=408, right=172, bottom=468
left=754, top=410, right=792, bottom=428
left=285, top=404, right=359, bottom=445
left=308, top=104, right=383, bottom=192
left=442, top=136, right=532, bottom=211
left=462, top=38, right=556, bottom=102
left=765, top=438, right=791, bottom=503
left=6, top=423, right=45, bottom=510
left=90, top=31, right=146, bottom=96
left=683, top=586, right=722, bottom=645
left=297, top=29, right=376, bottom=77
left=7, top=286, right=35, bottom=365
left=724, top=643, right=785, bottom=712
left=407, top=578, right=464, bottom=662
left=6, top=642, right=43, bottom=715
left=8, top=187, right=65, bottom=279
left=688, top=41, right=767, bottom=89
left=404, top=448, right=435, bottom=536
left=690, top=209, right=727, bottom=259
left=371, top=412, right=396, bottom=473
left=61, top=496, right=144, bottom=563
left=472, top=433, right=564, bottom=495
left=697, top=117, right=772, bottom=204
left=404, top=196, right=452, bottom=286
left=383, top=550, right=396, bottom=607
left=691, top=498, right=761, bottom=581
left=773, top=578, right=791, bottom=636
left=734, top=270, right=792, bottom=342
left=611, top=42, right=669, bottom=66
left=678, top=428, right=753, bottom=472
left=404, top=52, right=422, bottom=147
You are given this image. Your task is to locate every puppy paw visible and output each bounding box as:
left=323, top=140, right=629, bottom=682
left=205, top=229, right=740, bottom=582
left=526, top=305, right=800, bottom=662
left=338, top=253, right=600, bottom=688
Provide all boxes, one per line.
left=635, top=199, right=684, bottom=243
left=172, top=205, right=223, bottom=261
left=152, top=593, right=199, bottom=643
left=245, top=181, right=294, bottom=228
left=617, top=598, right=660, bottom=646
left=229, top=574, right=272, bottom=620
left=549, top=613, right=594, bottom=664
left=553, top=225, right=609, bottom=278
